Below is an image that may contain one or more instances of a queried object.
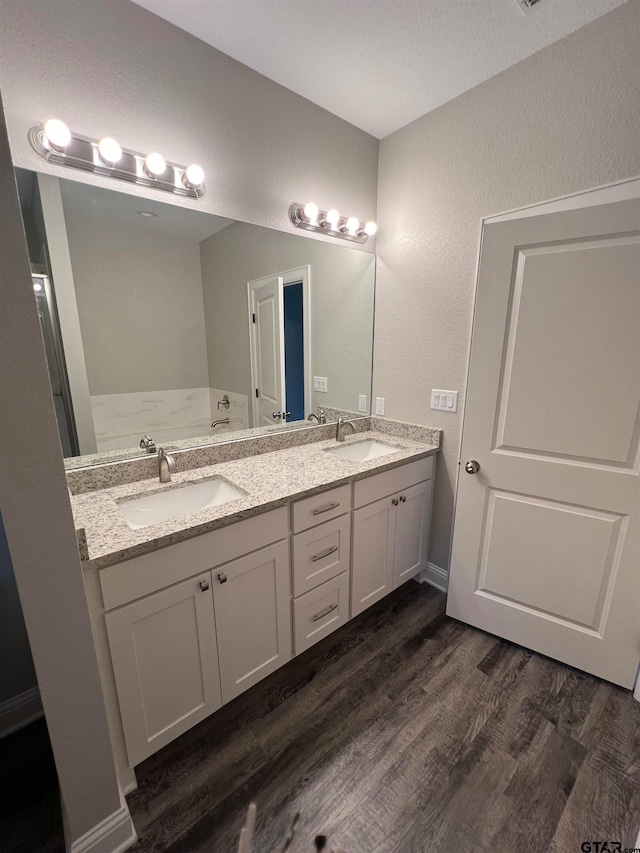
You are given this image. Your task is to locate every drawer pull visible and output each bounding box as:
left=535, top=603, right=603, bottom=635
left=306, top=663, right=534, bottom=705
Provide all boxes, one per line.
left=199, top=580, right=210, bottom=592
left=217, top=572, right=227, bottom=584
left=312, top=602, right=338, bottom=622
left=311, top=545, right=339, bottom=563
left=312, top=501, right=340, bottom=516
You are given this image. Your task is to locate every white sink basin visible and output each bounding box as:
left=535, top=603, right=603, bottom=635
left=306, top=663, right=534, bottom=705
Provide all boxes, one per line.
left=117, top=478, right=246, bottom=529
left=325, top=440, right=399, bottom=462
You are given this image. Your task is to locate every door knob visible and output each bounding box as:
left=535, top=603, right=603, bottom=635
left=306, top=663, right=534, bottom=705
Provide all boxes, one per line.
left=465, top=460, right=480, bottom=474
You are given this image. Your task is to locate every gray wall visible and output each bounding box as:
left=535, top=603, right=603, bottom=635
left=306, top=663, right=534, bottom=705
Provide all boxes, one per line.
left=0, top=0, right=378, bottom=250
left=200, top=222, right=375, bottom=416
left=374, top=1, right=640, bottom=571
left=63, top=208, right=210, bottom=396
left=0, top=92, right=128, bottom=845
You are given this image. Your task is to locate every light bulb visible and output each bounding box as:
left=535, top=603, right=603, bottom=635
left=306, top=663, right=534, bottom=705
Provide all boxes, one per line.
left=364, top=221, right=377, bottom=237
left=144, top=152, right=166, bottom=177
left=43, top=119, right=71, bottom=152
left=345, top=216, right=360, bottom=236
left=33, top=282, right=43, bottom=292
left=98, top=137, right=122, bottom=166
left=303, top=202, right=319, bottom=225
left=325, top=209, right=340, bottom=230
left=183, top=163, right=205, bottom=189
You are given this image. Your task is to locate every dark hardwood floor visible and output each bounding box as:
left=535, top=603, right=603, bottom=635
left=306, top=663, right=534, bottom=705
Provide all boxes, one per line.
left=3, top=581, right=640, bottom=852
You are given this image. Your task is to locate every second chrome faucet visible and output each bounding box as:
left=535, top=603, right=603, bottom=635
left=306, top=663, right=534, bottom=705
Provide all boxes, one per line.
left=335, top=417, right=356, bottom=442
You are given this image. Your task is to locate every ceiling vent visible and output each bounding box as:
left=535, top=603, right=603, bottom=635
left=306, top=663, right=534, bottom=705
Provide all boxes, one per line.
left=513, top=0, right=544, bottom=14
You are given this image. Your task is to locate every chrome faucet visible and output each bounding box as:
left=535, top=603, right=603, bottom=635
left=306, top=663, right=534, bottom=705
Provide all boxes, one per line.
left=335, top=417, right=356, bottom=442
left=211, top=418, right=230, bottom=428
left=307, top=407, right=327, bottom=425
left=139, top=434, right=156, bottom=454
left=157, top=447, right=177, bottom=483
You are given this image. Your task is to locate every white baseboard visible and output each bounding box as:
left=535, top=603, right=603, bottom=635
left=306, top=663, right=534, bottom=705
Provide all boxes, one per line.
left=420, top=562, right=449, bottom=593
left=0, top=686, right=43, bottom=738
left=69, top=802, right=136, bottom=853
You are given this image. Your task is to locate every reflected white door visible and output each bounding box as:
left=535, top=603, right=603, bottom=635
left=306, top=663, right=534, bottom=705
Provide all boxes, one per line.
left=448, top=190, right=640, bottom=688
left=249, top=275, right=286, bottom=427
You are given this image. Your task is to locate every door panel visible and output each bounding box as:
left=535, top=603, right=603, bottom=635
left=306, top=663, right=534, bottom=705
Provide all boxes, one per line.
left=393, top=480, right=431, bottom=588
left=105, top=574, right=222, bottom=766
left=448, top=193, right=640, bottom=688
left=214, top=541, right=291, bottom=703
left=250, top=275, right=285, bottom=428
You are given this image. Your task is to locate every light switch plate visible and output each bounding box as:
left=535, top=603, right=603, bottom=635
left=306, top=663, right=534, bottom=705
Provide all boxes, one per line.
left=313, top=376, right=328, bottom=393
left=358, top=394, right=367, bottom=413
left=431, top=389, right=458, bottom=412
left=375, top=397, right=385, bottom=415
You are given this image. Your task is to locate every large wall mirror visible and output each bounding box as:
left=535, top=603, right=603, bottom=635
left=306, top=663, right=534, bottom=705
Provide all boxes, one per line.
left=15, top=168, right=376, bottom=468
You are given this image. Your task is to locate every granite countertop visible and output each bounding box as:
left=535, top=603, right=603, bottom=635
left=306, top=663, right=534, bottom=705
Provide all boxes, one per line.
left=72, top=430, right=438, bottom=570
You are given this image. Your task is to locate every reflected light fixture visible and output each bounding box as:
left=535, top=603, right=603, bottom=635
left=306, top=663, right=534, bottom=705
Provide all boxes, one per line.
left=29, top=119, right=207, bottom=199
left=288, top=202, right=376, bottom=244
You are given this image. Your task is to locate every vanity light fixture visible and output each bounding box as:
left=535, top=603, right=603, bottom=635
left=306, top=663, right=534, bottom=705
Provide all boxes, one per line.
left=29, top=119, right=207, bottom=199
left=98, top=137, right=122, bottom=167
left=289, top=202, right=377, bottom=244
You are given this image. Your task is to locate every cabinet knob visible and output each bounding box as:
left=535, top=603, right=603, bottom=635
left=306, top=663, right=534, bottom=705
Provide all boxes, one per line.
left=399, top=495, right=407, bottom=503
left=199, top=580, right=210, bottom=592
left=392, top=497, right=399, bottom=506
left=217, top=572, right=228, bottom=584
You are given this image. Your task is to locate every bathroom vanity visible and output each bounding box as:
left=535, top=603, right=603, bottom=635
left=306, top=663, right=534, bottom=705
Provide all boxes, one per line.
left=72, top=423, right=439, bottom=791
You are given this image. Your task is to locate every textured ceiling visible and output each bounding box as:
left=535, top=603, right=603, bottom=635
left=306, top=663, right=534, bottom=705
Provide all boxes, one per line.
left=131, top=0, right=627, bottom=138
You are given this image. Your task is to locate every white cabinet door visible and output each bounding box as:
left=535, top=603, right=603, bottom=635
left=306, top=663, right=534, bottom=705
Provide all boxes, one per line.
left=351, top=495, right=396, bottom=617
left=213, top=541, right=292, bottom=703
left=105, top=573, right=222, bottom=766
left=393, top=480, right=432, bottom=589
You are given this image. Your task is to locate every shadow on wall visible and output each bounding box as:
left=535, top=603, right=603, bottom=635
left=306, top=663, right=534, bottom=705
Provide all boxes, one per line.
left=0, top=512, right=38, bottom=711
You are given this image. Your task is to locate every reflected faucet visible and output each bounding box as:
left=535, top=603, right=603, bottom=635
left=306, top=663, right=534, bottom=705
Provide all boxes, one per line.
left=157, top=447, right=177, bottom=483
left=335, top=417, right=356, bottom=442
left=211, top=418, right=230, bottom=429
left=307, top=408, right=327, bottom=425
left=139, top=434, right=156, bottom=454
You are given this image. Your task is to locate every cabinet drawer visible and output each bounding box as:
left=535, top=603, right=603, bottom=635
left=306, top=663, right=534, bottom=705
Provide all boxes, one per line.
left=293, top=571, right=350, bottom=654
left=292, top=514, right=350, bottom=596
left=100, top=506, right=288, bottom=610
left=292, top=484, right=351, bottom=533
left=353, top=456, right=433, bottom=509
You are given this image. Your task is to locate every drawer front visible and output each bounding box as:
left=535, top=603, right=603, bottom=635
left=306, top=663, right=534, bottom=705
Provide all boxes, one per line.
left=293, top=571, right=350, bottom=655
left=100, top=506, right=288, bottom=610
left=292, top=484, right=352, bottom=533
left=353, top=456, right=433, bottom=509
left=292, top=514, right=351, bottom=596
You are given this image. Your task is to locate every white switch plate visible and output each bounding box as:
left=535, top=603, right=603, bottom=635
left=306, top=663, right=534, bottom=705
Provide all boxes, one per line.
left=431, top=389, right=458, bottom=412
left=313, top=376, right=328, bottom=393
left=375, top=397, right=385, bottom=415
left=358, top=394, right=367, bottom=413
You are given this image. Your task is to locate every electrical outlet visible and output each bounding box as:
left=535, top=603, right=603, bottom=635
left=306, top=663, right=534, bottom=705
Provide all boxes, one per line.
left=358, top=394, right=367, bottom=413
left=313, top=376, right=328, bottom=393
left=375, top=397, right=385, bottom=416
left=431, top=389, right=458, bottom=412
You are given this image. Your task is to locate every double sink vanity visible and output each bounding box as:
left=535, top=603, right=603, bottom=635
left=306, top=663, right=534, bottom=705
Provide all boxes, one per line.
left=70, top=418, right=440, bottom=792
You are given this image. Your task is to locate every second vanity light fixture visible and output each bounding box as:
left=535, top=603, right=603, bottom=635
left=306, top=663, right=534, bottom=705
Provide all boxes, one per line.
left=289, top=202, right=377, bottom=243
left=29, top=119, right=206, bottom=199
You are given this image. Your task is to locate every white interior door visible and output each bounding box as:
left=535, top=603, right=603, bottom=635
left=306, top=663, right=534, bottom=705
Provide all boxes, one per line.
left=448, top=188, right=640, bottom=689
left=249, top=275, right=285, bottom=427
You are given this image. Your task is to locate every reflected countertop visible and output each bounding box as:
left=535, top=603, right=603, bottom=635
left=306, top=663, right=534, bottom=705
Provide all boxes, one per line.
left=71, top=428, right=440, bottom=570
